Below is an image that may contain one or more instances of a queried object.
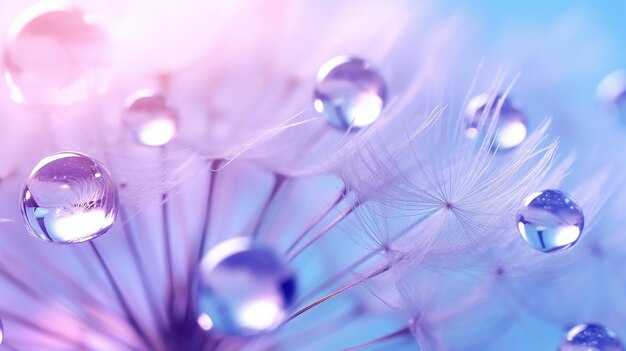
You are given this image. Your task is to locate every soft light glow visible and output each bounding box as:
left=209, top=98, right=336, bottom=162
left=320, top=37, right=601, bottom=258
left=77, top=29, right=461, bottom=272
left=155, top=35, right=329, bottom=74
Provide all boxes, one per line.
left=237, top=298, right=283, bottom=331
left=197, top=314, right=214, bottom=331
left=48, top=210, right=113, bottom=242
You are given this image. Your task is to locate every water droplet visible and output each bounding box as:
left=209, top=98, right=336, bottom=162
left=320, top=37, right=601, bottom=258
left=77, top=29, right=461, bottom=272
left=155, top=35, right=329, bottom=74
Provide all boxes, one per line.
left=3, top=5, right=110, bottom=106
left=560, top=323, right=624, bottom=351
left=123, top=90, right=178, bottom=146
left=597, top=70, right=626, bottom=123
left=21, top=152, right=119, bottom=244
left=195, top=238, right=296, bottom=336
left=516, top=189, right=584, bottom=253
left=465, top=94, right=527, bottom=150
left=314, top=56, right=386, bottom=130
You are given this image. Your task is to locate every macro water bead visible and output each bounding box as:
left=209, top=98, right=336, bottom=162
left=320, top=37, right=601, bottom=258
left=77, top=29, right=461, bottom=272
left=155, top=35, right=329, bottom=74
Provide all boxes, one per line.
left=195, top=238, right=296, bottom=336
left=314, top=56, right=387, bottom=130
left=2, top=5, right=110, bottom=106
left=516, top=189, right=584, bottom=253
left=560, top=324, right=624, bottom=351
left=20, top=152, right=119, bottom=244
left=123, top=89, right=178, bottom=146
left=465, top=94, right=527, bottom=150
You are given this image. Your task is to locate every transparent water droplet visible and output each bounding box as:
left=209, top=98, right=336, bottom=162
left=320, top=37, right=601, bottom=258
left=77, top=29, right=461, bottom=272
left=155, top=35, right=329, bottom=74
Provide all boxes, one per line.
left=314, top=56, right=386, bottom=130
left=516, top=189, right=584, bottom=253
left=123, top=90, right=178, bottom=146
left=21, top=152, right=119, bottom=244
left=560, top=323, right=624, bottom=351
left=195, top=238, right=296, bottom=336
left=3, top=5, right=110, bottom=106
left=597, top=70, right=626, bottom=123
left=465, top=94, right=527, bottom=150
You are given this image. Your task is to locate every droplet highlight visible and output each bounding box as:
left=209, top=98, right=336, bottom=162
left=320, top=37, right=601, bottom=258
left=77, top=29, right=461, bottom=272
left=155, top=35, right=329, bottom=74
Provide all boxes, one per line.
left=560, top=323, right=624, bottom=351
left=465, top=94, right=527, bottom=150
left=21, top=152, right=119, bottom=244
left=314, top=56, right=386, bottom=130
left=123, top=90, right=178, bottom=146
left=195, top=238, right=296, bottom=336
left=516, top=189, right=584, bottom=253
left=3, top=5, right=110, bottom=106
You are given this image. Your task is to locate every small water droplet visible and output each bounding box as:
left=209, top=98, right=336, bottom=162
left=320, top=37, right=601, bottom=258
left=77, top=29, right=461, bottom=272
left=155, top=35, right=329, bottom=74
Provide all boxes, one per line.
left=560, top=323, right=624, bottom=351
left=21, top=152, right=119, bottom=244
left=597, top=70, right=626, bottom=123
left=465, top=94, right=527, bottom=150
left=314, top=56, right=386, bottom=130
left=195, top=238, right=296, bottom=336
left=516, top=189, right=584, bottom=253
left=3, top=5, right=110, bottom=106
left=123, top=90, right=177, bottom=146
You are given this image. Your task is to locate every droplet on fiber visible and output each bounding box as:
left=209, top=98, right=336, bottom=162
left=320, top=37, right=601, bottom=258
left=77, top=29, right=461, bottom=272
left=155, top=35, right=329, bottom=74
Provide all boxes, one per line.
left=195, top=237, right=296, bottom=336
left=465, top=94, right=527, bottom=150
left=560, top=323, right=624, bottom=351
left=3, top=5, right=110, bottom=106
left=314, top=55, right=387, bottom=130
left=21, top=152, right=119, bottom=244
left=516, top=189, right=584, bottom=253
left=123, top=89, right=178, bottom=146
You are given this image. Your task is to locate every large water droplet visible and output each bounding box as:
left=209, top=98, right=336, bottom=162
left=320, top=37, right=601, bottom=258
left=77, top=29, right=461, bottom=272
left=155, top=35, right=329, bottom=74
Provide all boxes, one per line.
left=123, top=90, right=178, bottom=146
left=465, top=94, right=527, bottom=150
left=560, top=323, right=624, bottom=351
left=3, top=5, right=110, bottom=106
left=21, top=152, right=119, bottom=244
left=195, top=238, right=296, bottom=336
left=516, top=189, right=584, bottom=253
left=314, top=56, right=386, bottom=130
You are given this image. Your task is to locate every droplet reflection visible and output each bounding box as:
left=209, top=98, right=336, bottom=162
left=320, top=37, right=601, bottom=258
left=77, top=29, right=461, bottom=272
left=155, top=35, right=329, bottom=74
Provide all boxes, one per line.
left=20, top=152, right=119, bottom=243
left=3, top=5, right=110, bottom=106
left=195, top=238, right=296, bottom=336
left=516, top=189, right=584, bottom=253
left=314, top=56, right=387, bottom=130
left=560, top=323, right=624, bottom=351
left=465, top=94, right=527, bottom=150
left=123, top=90, right=178, bottom=146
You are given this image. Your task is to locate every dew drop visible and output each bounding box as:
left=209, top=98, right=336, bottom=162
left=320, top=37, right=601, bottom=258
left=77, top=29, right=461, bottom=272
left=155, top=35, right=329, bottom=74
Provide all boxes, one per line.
left=195, top=237, right=296, bottom=336
left=597, top=70, right=626, bottom=122
left=3, top=5, right=110, bottom=106
left=20, top=152, right=119, bottom=244
left=516, top=189, right=584, bottom=253
left=123, top=90, right=178, bottom=147
left=314, top=56, right=386, bottom=130
left=560, top=323, right=624, bottom=351
left=465, top=94, right=527, bottom=150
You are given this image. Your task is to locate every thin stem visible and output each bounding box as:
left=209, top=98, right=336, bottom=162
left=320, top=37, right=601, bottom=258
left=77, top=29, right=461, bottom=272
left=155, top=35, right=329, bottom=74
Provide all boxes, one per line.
left=250, top=174, right=287, bottom=239
left=286, top=205, right=355, bottom=262
left=341, top=326, right=410, bottom=351
left=120, top=207, right=168, bottom=331
left=284, top=186, right=347, bottom=255
left=159, top=147, right=177, bottom=323
left=89, top=242, right=157, bottom=351
left=196, top=159, right=221, bottom=263
left=284, top=263, right=392, bottom=324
